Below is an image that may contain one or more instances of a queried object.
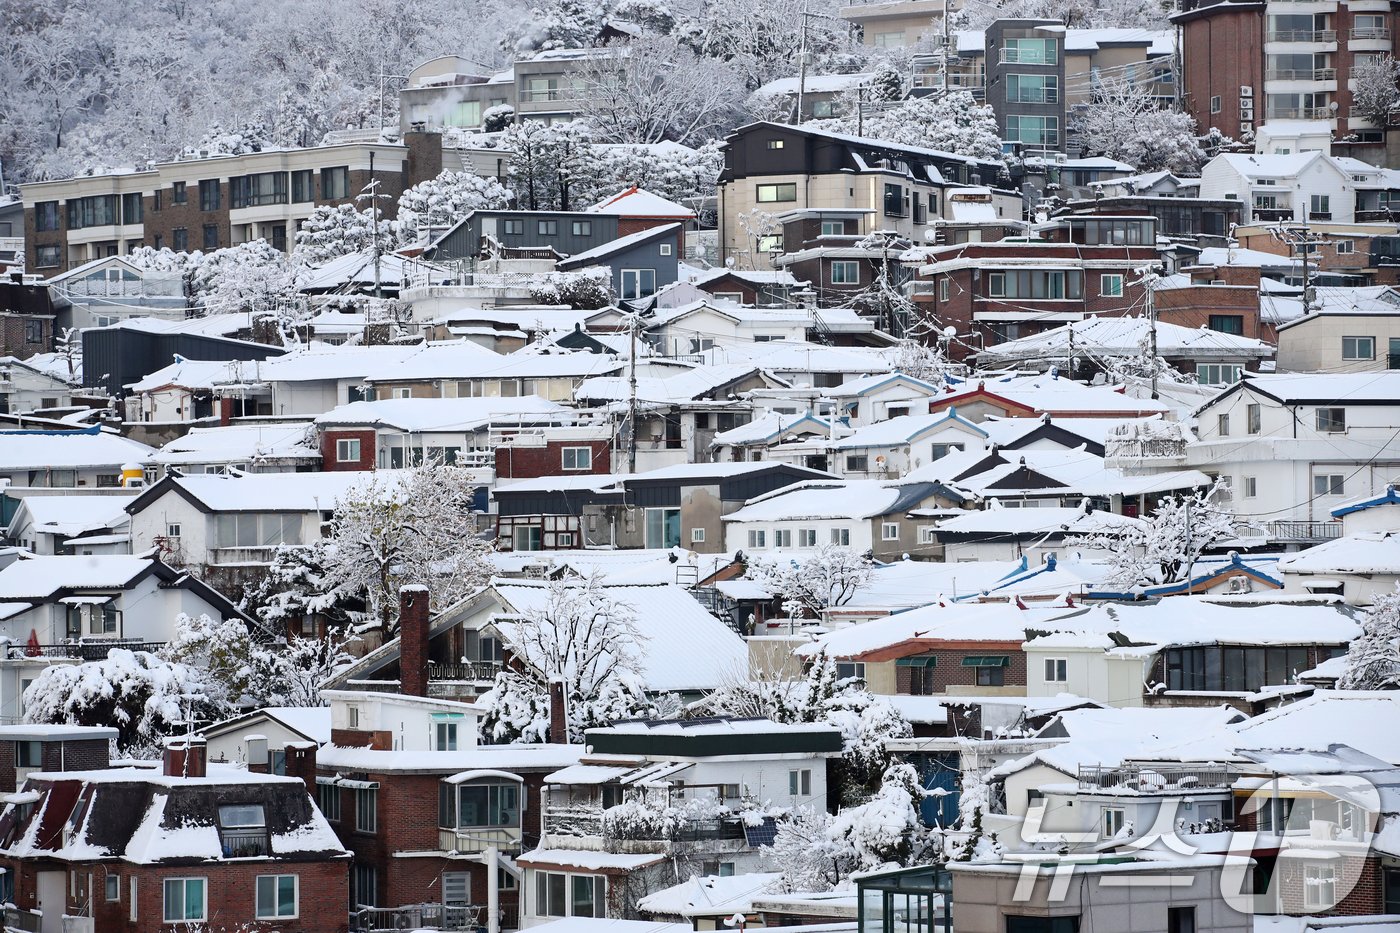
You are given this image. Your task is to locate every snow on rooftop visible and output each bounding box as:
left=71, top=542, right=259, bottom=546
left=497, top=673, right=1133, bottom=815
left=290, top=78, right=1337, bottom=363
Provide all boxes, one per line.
left=756, top=72, right=875, bottom=96
left=317, top=743, right=584, bottom=773
left=978, top=316, right=1274, bottom=359
left=797, top=599, right=1083, bottom=658
left=518, top=847, right=669, bottom=871
left=0, top=554, right=158, bottom=600
left=932, top=504, right=1146, bottom=536
left=314, top=395, right=571, bottom=431
left=1276, top=532, right=1400, bottom=575
left=590, top=187, right=696, bottom=219
left=638, top=872, right=784, bottom=918
left=148, top=422, right=319, bottom=466
left=1241, top=371, right=1400, bottom=403
left=7, top=493, right=136, bottom=537
left=0, top=430, right=155, bottom=470
left=156, top=470, right=409, bottom=513
left=723, top=480, right=915, bottom=522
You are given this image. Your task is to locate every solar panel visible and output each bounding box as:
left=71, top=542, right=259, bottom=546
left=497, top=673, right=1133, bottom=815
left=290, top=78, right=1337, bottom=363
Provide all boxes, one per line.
left=744, top=817, right=779, bottom=847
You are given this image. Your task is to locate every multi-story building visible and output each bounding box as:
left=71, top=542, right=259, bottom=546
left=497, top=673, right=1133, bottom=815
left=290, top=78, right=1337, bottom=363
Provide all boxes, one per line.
left=838, top=0, right=958, bottom=48
left=717, top=122, right=1020, bottom=271
left=20, top=131, right=460, bottom=275
left=1174, top=0, right=1399, bottom=154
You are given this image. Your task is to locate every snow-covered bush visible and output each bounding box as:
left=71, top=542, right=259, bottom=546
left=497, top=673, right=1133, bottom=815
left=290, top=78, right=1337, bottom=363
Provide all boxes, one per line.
left=1338, top=587, right=1400, bottom=690
left=190, top=239, right=303, bottom=315
left=397, top=170, right=513, bottom=246
left=292, top=203, right=396, bottom=267
left=747, top=546, right=874, bottom=619
left=528, top=268, right=614, bottom=309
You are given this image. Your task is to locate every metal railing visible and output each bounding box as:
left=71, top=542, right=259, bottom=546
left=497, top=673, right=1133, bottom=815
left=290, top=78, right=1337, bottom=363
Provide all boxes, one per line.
left=1253, top=207, right=1295, bottom=221
left=1266, top=29, right=1336, bottom=41
left=999, top=50, right=1057, bottom=64
left=1350, top=26, right=1391, bottom=39
left=543, top=806, right=747, bottom=843
left=1268, top=520, right=1342, bottom=542
left=519, top=87, right=577, bottom=102
left=351, top=904, right=480, bottom=932
left=219, top=828, right=270, bottom=858
left=1265, top=67, right=1336, bottom=80
left=5, top=641, right=165, bottom=661
left=428, top=660, right=504, bottom=682
left=1078, top=764, right=1233, bottom=791
left=1265, top=105, right=1333, bottom=118
left=544, top=805, right=605, bottom=838
left=1008, top=89, right=1061, bottom=103
left=438, top=825, right=522, bottom=853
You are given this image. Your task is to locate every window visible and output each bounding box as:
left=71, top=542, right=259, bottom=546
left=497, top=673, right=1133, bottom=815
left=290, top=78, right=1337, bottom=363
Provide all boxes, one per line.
left=172, top=181, right=187, bottom=205
left=875, top=522, right=898, bottom=542
left=230, top=172, right=289, bottom=208
left=1244, top=476, right=1258, bottom=498
left=1103, top=808, right=1126, bottom=838
left=1342, top=336, right=1375, bottom=360
left=830, top=261, right=860, bottom=284
left=1336, top=239, right=1354, bottom=255
left=830, top=528, right=850, bottom=546
left=256, top=875, right=298, bottom=919
left=562, top=447, right=592, bottom=470
left=452, top=782, right=520, bottom=828
left=767, top=139, right=785, bottom=149
left=691, top=527, right=705, bottom=543
left=503, top=219, right=525, bottom=235
left=1100, top=274, right=1124, bottom=298
left=789, top=769, right=812, bottom=797
left=322, top=167, right=349, bottom=200
left=931, top=443, right=964, bottom=460
left=986, top=269, right=1081, bottom=299
left=64, top=195, right=118, bottom=229
left=846, top=455, right=869, bottom=472
left=353, top=865, right=377, bottom=908
left=747, top=529, right=766, bottom=549
left=313, top=782, right=340, bottom=824
left=645, top=507, right=681, bottom=549
left=1305, top=865, right=1336, bottom=909
left=292, top=169, right=314, bottom=202
left=620, top=268, right=657, bottom=299
left=976, top=664, right=1004, bottom=686
left=1003, top=37, right=1057, bottom=64
left=836, top=662, right=866, bottom=680
left=173, top=228, right=188, bottom=251
left=659, top=243, right=672, bottom=256
left=1210, top=95, right=1222, bottom=114
left=1310, top=194, right=1331, bottom=218
left=355, top=787, right=377, bottom=832
left=35, top=201, right=60, bottom=232
left=884, top=183, right=907, bottom=217
left=1316, top=407, right=1346, bottom=432
left=121, top=193, right=142, bottom=225
left=774, top=529, right=792, bottom=548
left=1005, top=115, right=1060, bottom=148
left=1044, top=658, right=1067, bottom=682
left=798, top=528, right=817, bottom=547
left=1168, top=906, right=1196, bottom=933
left=1208, top=314, right=1244, bottom=335
left=1313, top=474, right=1345, bottom=497
left=538, top=220, right=558, bottom=235
left=1244, top=403, right=1261, bottom=435
left=571, top=220, right=591, bottom=236
left=106, top=873, right=119, bottom=902
left=1196, top=363, right=1242, bottom=386
left=164, top=878, right=207, bottom=922
left=938, top=277, right=950, bottom=302
left=35, top=245, right=61, bottom=268
left=1006, top=73, right=1059, bottom=103
left=336, top=438, right=361, bottom=463
left=435, top=721, right=459, bottom=751
left=198, top=179, right=220, bottom=212
left=536, top=872, right=605, bottom=919
left=821, top=220, right=844, bottom=236
left=203, top=224, right=219, bottom=250
left=1218, top=413, right=1230, bottom=436
left=16, top=741, right=41, bottom=768
left=756, top=183, right=797, bottom=203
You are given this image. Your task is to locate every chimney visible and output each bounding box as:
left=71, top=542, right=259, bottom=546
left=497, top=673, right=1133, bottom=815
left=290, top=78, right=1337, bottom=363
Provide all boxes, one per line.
left=400, top=585, right=431, bottom=698
left=245, top=734, right=269, bottom=774
left=219, top=396, right=234, bottom=427
left=284, top=741, right=318, bottom=795
left=549, top=679, right=569, bottom=744
left=163, top=737, right=207, bottom=778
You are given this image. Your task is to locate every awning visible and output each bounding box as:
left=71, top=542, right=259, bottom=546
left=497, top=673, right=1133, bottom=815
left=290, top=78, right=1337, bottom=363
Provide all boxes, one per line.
left=326, top=777, right=379, bottom=790
left=623, top=761, right=692, bottom=786
left=961, top=656, right=1010, bottom=667
left=545, top=764, right=633, bottom=785
left=896, top=656, right=938, bottom=668
left=444, top=769, right=523, bottom=785
left=59, top=596, right=111, bottom=606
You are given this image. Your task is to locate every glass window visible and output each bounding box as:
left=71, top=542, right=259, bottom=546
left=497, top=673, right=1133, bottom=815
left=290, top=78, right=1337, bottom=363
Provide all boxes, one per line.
left=1313, top=474, right=1345, bottom=497
left=173, top=228, right=188, bottom=251
left=774, top=529, right=792, bottom=548
left=435, top=721, right=458, bottom=751
left=121, top=193, right=143, bottom=225
left=457, top=783, right=520, bottom=827
left=336, top=438, right=361, bottom=462
left=322, top=167, right=349, bottom=200
left=35, top=202, right=60, bottom=232
left=292, top=170, right=315, bottom=203
left=539, top=220, right=558, bottom=235
left=820, top=220, right=844, bottom=236
left=831, top=261, right=860, bottom=284
left=562, top=447, right=592, bottom=470
left=830, top=528, right=850, bottom=545
left=1316, top=407, right=1346, bottom=432
left=163, top=878, right=206, bottom=922
left=1003, top=37, right=1058, bottom=64
left=757, top=233, right=783, bottom=252
left=255, top=875, right=297, bottom=919
left=1342, top=336, right=1375, bottom=359
left=1103, top=808, right=1125, bottom=837
left=1196, top=363, right=1242, bottom=386
left=1100, top=274, right=1123, bottom=297
left=756, top=183, right=797, bottom=203
left=747, top=529, right=766, bottom=548
left=788, top=769, right=812, bottom=796
left=16, top=741, right=41, bottom=768
left=571, top=220, right=591, bottom=236
left=203, top=224, right=219, bottom=250
left=882, top=522, right=899, bottom=540
left=35, top=245, right=61, bottom=268
left=356, top=787, right=377, bottom=832
left=1044, top=659, right=1067, bottom=682
left=1209, top=315, right=1244, bottom=335
left=198, top=179, right=220, bottom=211
left=503, top=219, right=524, bottom=235
left=620, top=269, right=656, bottom=300
left=1005, top=115, right=1060, bottom=148
left=1218, top=413, right=1231, bottom=436
left=645, top=508, right=681, bottom=549
left=1006, top=74, right=1059, bottom=103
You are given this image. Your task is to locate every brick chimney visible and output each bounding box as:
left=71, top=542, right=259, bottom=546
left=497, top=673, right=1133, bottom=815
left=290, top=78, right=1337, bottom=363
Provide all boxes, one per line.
left=219, top=397, right=234, bottom=426
left=400, top=585, right=430, bottom=698
left=163, top=737, right=207, bottom=778
left=549, top=679, right=568, bottom=744
left=284, top=741, right=318, bottom=795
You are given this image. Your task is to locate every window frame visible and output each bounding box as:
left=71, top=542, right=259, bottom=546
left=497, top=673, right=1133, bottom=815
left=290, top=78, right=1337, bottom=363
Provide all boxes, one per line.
left=1100, top=273, right=1124, bottom=298
left=1044, top=658, right=1068, bottom=683
left=830, top=260, right=860, bottom=285
left=561, top=446, right=593, bottom=471
left=255, top=874, right=298, bottom=920
left=355, top=787, right=378, bottom=833
left=1316, top=407, right=1346, bottom=433
left=336, top=438, right=361, bottom=463
left=881, top=522, right=900, bottom=541
left=756, top=183, right=797, bottom=203
left=1342, top=336, right=1376, bottom=360
left=163, top=877, right=207, bottom=923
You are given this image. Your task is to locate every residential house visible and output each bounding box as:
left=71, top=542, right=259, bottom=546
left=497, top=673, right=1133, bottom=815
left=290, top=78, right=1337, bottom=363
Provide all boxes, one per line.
left=4, top=492, right=135, bottom=555
left=0, top=551, right=251, bottom=727
left=44, top=256, right=187, bottom=333
left=925, top=373, right=1174, bottom=420
left=1053, top=192, right=1241, bottom=242
left=1198, top=153, right=1355, bottom=226
left=709, top=410, right=833, bottom=465
left=721, top=478, right=976, bottom=561
left=687, top=268, right=809, bottom=308
left=0, top=736, right=350, bottom=933
left=827, top=409, right=991, bottom=478
left=1235, top=222, right=1400, bottom=288
left=202, top=707, right=331, bottom=774
left=589, top=187, right=697, bottom=255
left=524, top=719, right=843, bottom=923
left=80, top=315, right=284, bottom=399
left=643, top=302, right=812, bottom=359
left=363, top=348, right=624, bottom=405
left=122, top=358, right=270, bottom=424
left=0, top=355, right=78, bottom=414
left=1274, top=287, right=1400, bottom=371
left=146, top=422, right=322, bottom=478
left=930, top=503, right=1148, bottom=563
left=1276, top=485, right=1400, bottom=604
left=0, top=428, right=153, bottom=490
left=750, top=72, right=876, bottom=121
left=424, top=211, right=623, bottom=264
left=0, top=276, right=56, bottom=360
left=838, top=0, right=954, bottom=48
left=717, top=122, right=1019, bottom=271
left=554, top=224, right=684, bottom=302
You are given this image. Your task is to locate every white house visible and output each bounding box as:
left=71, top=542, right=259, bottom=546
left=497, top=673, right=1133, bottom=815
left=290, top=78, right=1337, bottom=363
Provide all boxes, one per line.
left=0, top=356, right=77, bottom=414
left=825, top=372, right=945, bottom=427
left=202, top=706, right=332, bottom=772
left=645, top=301, right=813, bottom=357
left=1198, top=152, right=1354, bottom=225
left=0, top=428, right=154, bottom=490
left=322, top=689, right=482, bottom=753
left=828, top=409, right=990, bottom=479
left=146, top=422, right=321, bottom=477
left=4, top=492, right=136, bottom=555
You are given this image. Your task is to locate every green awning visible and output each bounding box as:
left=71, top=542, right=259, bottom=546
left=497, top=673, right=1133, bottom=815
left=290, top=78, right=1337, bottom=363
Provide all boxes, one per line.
left=961, top=655, right=1010, bottom=667
left=895, top=656, right=938, bottom=668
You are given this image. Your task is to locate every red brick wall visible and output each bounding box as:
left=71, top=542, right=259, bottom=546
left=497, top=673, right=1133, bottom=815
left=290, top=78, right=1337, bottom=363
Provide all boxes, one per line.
left=888, top=646, right=1026, bottom=693
left=1179, top=6, right=1265, bottom=140
left=320, top=430, right=377, bottom=472
left=495, top=439, right=612, bottom=479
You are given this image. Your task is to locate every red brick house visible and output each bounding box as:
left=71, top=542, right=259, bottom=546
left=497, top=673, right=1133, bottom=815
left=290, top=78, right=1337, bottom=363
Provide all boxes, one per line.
left=0, top=735, right=349, bottom=932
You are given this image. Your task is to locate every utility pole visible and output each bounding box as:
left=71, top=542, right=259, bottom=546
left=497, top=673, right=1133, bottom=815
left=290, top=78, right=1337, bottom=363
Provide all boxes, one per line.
left=941, top=0, right=951, bottom=96
left=1146, top=267, right=1159, bottom=400
left=797, top=0, right=811, bottom=123
left=370, top=151, right=383, bottom=301
left=626, top=313, right=640, bottom=474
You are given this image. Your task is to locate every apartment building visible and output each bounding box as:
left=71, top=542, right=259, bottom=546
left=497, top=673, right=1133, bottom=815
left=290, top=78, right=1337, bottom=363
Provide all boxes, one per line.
left=717, top=122, right=1019, bottom=271
left=1174, top=0, right=1399, bottom=149
left=21, top=132, right=450, bottom=275
left=838, top=0, right=959, bottom=48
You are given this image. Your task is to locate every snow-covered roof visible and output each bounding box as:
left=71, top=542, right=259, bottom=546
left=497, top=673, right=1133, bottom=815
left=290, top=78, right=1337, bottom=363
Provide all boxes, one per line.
left=797, top=598, right=1084, bottom=658
left=701, top=341, right=895, bottom=375
left=316, top=742, right=584, bottom=773
left=638, top=873, right=784, bottom=919
left=491, top=581, right=748, bottom=693
left=1277, top=532, right=1400, bottom=575
left=203, top=706, right=332, bottom=744
left=689, top=267, right=804, bottom=289
left=998, top=707, right=1246, bottom=777
left=625, top=460, right=831, bottom=484
left=126, top=358, right=258, bottom=392
left=977, top=316, right=1274, bottom=361
left=755, top=72, right=875, bottom=96
left=723, top=479, right=946, bottom=523
left=825, top=371, right=942, bottom=398
left=1240, top=372, right=1400, bottom=404
left=255, top=345, right=425, bottom=383
left=711, top=411, right=830, bottom=447
left=935, top=373, right=1173, bottom=416
left=931, top=505, right=1146, bottom=536
left=0, top=430, right=155, bottom=470
left=142, top=470, right=409, bottom=513
left=148, top=422, right=319, bottom=466
left=589, top=187, right=696, bottom=219
left=828, top=411, right=987, bottom=450
left=300, top=249, right=424, bottom=292
left=518, top=848, right=669, bottom=871
left=576, top=363, right=777, bottom=405
left=528, top=919, right=686, bottom=933
left=1195, top=246, right=1307, bottom=270
left=1210, top=151, right=1328, bottom=180
left=0, top=554, right=161, bottom=600
left=6, top=493, right=136, bottom=537
left=314, top=395, right=571, bottom=431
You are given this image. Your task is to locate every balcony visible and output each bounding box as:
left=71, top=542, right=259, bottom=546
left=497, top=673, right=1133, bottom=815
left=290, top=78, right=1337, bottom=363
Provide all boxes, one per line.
left=437, top=825, right=522, bottom=854
left=519, top=88, right=576, bottom=102
left=1253, top=208, right=1295, bottom=221
left=1266, top=105, right=1334, bottom=119
left=998, top=50, right=1057, bottom=64
left=4, top=641, right=166, bottom=662
left=883, top=198, right=907, bottom=218
left=428, top=660, right=503, bottom=683
left=1350, top=26, right=1391, bottom=39
left=218, top=827, right=270, bottom=858
left=1265, top=67, right=1336, bottom=80
left=350, top=904, right=491, bottom=933
left=1309, top=211, right=1332, bottom=220
left=1008, top=89, right=1060, bottom=103
left=543, top=805, right=748, bottom=847
left=1078, top=764, right=1234, bottom=791
left=1266, top=29, right=1337, bottom=41
left=1233, top=519, right=1342, bottom=543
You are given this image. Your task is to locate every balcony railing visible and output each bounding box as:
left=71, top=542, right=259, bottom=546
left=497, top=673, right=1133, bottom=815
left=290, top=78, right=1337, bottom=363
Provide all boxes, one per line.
left=1265, top=67, right=1336, bottom=80
left=1350, top=26, right=1391, bottom=39
left=1266, top=29, right=1337, bottom=41
left=428, top=660, right=503, bottom=683
left=543, top=805, right=747, bottom=844
left=438, top=825, right=523, bottom=854
left=1008, top=89, right=1060, bottom=103
left=544, top=805, right=605, bottom=838
left=1310, top=211, right=1333, bottom=220
left=1266, top=105, right=1333, bottom=119
left=351, top=904, right=481, bottom=932
left=1078, top=764, right=1234, bottom=791
left=1388, top=353, right=1400, bottom=369
left=520, top=88, right=576, bottom=102
left=4, top=641, right=166, bottom=661
left=1253, top=208, right=1295, bottom=221
left=219, top=828, right=270, bottom=858
left=1234, top=520, right=1342, bottom=542
left=999, top=50, right=1057, bottom=64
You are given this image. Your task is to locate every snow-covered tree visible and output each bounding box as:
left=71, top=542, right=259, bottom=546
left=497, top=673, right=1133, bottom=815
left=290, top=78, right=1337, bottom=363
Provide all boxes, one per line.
left=191, top=121, right=272, bottom=156
left=528, top=268, right=614, bottom=309
left=767, top=807, right=850, bottom=892
left=503, top=120, right=598, bottom=211
left=577, top=37, right=746, bottom=145
left=811, top=92, right=1004, bottom=163
left=1351, top=56, right=1400, bottom=129
left=829, top=763, right=932, bottom=868
left=397, top=170, right=513, bottom=246
left=501, top=0, right=610, bottom=54
left=1073, top=79, right=1205, bottom=173
left=747, top=546, right=874, bottom=619
left=480, top=572, right=659, bottom=743
left=1338, top=588, right=1400, bottom=690
left=676, top=0, right=861, bottom=92
left=885, top=338, right=953, bottom=387
left=189, top=239, right=303, bottom=315
left=292, top=203, right=395, bottom=266
left=1068, top=481, right=1236, bottom=586
left=319, top=463, right=494, bottom=634
left=23, top=649, right=219, bottom=753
